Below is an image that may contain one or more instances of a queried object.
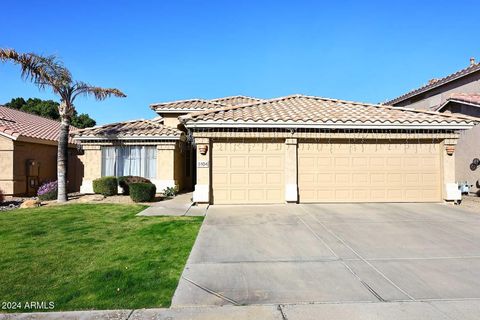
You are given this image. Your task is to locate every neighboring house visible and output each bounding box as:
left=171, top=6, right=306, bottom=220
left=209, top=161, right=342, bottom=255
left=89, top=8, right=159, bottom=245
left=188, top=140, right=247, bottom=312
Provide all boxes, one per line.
left=0, top=106, right=82, bottom=196
left=73, top=94, right=477, bottom=204
left=386, top=59, right=480, bottom=192
left=72, top=96, right=261, bottom=194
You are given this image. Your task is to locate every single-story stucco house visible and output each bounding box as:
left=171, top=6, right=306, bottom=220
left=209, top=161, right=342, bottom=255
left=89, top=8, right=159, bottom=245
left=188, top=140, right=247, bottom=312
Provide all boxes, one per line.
left=0, top=106, right=82, bottom=196
left=72, top=96, right=260, bottom=194
left=385, top=58, right=480, bottom=193
left=73, top=94, right=478, bottom=205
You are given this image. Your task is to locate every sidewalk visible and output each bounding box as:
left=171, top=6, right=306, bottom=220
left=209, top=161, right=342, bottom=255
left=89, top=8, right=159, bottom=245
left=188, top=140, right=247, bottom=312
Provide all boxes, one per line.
left=136, top=192, right=206, bottom=216
left=2, top=300, right=480, bottom=319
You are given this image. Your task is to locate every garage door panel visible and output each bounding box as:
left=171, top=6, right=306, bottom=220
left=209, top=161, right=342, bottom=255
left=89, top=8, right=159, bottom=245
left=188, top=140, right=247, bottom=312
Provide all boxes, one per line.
left=334, top=157, right=350, bottom=167
left=317, top=158, right=331, bottom=167
left=231, top=189, right=246, bottom=201
left=215, top=156, right=228, bottom=168
left=352, top=157, right=368, bottom=166
left=387, top=158, right=402, bottom=167
left=248, top=173, right=264, bottom=184
left=319, top=173, right=334, bottom=183
left=213, top=141, right=284, bottom=204
left=230, top=173, right=247, bottom=184
left=215, top=173, right=228, bottom=184
left=370, top=157, right=385, bottom=167
left=351, top=173, right=368, bottom=186
left=248, top=189, right=265, bottom=201
left=353, top=190, right=369, bottom=200
left=335, top=173, right=350, bottom=184
left=248, top=156, right=264, bottom=168
left=387, top=173, right=402, bottom=184
left=266, top=172, right=282, bottom=184
left=299, top=142, right=441, bottom=203
left=230, top=157, right=245, bottom=168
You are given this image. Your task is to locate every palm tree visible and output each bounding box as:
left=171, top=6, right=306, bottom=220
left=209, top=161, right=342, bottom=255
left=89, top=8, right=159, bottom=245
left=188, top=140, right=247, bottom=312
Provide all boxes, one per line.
left=0, top=49, right=126, bottom=202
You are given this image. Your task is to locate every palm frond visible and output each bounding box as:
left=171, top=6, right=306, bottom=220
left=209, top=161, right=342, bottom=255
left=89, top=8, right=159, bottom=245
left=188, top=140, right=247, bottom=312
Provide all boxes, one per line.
left=72, top=81, right=126, bottom=101
left=0, top=48, right=72, bottom=93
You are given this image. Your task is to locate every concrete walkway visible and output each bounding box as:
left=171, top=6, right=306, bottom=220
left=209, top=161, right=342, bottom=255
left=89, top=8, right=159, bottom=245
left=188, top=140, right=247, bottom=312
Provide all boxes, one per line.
left=136, top=192, right=206, bottom=216
left=3, top=300, right=480, bottom=319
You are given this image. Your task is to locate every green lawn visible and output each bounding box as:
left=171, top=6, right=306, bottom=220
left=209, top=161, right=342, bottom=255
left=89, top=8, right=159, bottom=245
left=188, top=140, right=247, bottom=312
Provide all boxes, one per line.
left=0, top=204, right=203, bottom=312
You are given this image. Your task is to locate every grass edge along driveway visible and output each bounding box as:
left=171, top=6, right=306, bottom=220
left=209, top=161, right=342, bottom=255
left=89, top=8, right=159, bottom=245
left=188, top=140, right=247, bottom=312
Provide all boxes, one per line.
left=0, top=203, right=203, bottom=312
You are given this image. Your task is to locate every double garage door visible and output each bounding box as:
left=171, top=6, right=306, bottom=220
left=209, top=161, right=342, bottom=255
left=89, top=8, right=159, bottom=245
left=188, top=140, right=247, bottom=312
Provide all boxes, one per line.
left=212, top=141, right=441, bottom=204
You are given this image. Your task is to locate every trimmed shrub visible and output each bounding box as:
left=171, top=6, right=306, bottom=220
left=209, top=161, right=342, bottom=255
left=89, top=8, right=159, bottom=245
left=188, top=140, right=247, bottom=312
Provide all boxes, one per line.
left=118, top=176, right=152, bottom=195
left=93, top=176, right=118, bottom=196
left=37, top=181, right=58, bottom=201
left=0, top=188, right=4, bottom=203
left=129, top=183, right=156, bottom=202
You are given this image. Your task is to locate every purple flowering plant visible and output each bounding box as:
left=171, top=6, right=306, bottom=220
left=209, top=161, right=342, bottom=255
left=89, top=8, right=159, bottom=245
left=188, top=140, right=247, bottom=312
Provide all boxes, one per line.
left=37, top=181, right=58, bottom=201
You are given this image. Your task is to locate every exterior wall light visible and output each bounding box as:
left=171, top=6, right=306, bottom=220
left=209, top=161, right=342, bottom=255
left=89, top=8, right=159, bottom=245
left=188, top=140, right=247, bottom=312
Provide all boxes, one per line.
left=199, top=145, right=208, bottom=155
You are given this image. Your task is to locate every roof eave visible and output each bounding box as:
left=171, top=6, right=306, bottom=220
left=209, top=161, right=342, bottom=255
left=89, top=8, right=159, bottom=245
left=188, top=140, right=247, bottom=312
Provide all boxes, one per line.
left=153, top=108, right=208, bottom=113
left=436, top=99, right=480, bottom=112
left=73, top=135, right=182, bottom=141
left=184, top=121, right=475, bottom=130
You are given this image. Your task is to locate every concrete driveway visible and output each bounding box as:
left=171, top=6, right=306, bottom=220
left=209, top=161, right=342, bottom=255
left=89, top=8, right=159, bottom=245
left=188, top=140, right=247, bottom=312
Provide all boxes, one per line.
left=172, top=203, right=480, bottom=307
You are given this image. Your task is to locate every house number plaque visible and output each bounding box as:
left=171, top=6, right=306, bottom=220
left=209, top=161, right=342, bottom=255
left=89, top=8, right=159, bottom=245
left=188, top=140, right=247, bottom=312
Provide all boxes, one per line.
left=197, top=160, right=209, bottom=168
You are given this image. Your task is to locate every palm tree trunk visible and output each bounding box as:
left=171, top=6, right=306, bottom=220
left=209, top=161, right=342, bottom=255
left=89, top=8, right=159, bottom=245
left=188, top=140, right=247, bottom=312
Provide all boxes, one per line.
left=57, top=116, right=70, bottom=202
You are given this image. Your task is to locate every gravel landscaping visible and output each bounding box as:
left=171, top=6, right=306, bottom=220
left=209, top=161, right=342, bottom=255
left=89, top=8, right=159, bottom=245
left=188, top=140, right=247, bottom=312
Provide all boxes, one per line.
left=459, top=195, right=480, bottom=212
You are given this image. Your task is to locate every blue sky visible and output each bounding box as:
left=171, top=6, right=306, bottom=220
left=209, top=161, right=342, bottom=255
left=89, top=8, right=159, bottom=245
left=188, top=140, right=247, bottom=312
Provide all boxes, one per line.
left=1, top=0, right=479, bottom=125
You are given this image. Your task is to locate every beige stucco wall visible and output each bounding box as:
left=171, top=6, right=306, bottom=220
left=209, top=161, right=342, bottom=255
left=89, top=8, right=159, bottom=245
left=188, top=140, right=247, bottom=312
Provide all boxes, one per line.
left=455, top=126, right=480, bottom=192
left=0, top=135, right=14, bottom=195
left=12, top=141, right=81, bottom=196
left=155, top=141, right=190, bottom=192
left=0, top=135, right=81, bottom=196
left=192, top=137, right=210, bottom=203
left=160, top=114, right=184, bottom=129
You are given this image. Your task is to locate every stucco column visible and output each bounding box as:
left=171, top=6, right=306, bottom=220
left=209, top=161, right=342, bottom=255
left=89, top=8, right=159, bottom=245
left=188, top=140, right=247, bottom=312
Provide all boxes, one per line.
left=193, top=137, right=211, bottom=203
left=285, top=138, right=298, bottom=203
left=155, top=142, right=177, bottom=192
left=79, top=145, right=101, bottom=194
left=442, top=138, right=457, bottom=199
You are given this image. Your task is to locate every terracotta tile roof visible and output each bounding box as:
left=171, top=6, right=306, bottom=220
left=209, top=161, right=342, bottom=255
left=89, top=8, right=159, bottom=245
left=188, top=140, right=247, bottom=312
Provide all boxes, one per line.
left=433, top=93, right=480, bottom=112
left=385, top=61, right=480, bottom=105
left=209, top=95, right=262, bottom=106
left=447, top=92, right=480, bottom=106
left=181, top=94, right=477, bottom=128
left=72, top=119, right=182, bottom=140
left=0, top=106, right=76, bottom=143
left=150, top=95, right=262, bottom=112
left=150, top=99, right=227, bottom=112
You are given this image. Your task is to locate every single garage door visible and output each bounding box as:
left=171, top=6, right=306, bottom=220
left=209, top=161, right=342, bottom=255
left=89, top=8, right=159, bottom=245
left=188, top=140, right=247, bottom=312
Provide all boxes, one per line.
left=298, top=142, right=442, bottom=203
left=212, top=141, right=285, bottom=204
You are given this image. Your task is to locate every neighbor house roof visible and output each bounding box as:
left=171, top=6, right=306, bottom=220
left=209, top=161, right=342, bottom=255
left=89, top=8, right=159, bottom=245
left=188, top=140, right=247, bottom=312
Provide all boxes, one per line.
left=150, top=99, right=227, bottom=113
left=435, top=93, right=480, bottom=111
left=150, top=95, right=262, bottom=113
left=209, top=95, right=263, bottom=106
left=72, top=119, right=183, bottom=140
left=385, top=61, right=480, bottom=105
left=0, top=106, right=76, bottom=144
left=181, top=94, right=477, bottom=129
left=445, top=92, right=480, bottom=106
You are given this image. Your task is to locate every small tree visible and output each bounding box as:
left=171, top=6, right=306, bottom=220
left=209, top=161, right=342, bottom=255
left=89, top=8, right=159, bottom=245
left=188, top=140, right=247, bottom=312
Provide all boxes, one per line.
left=0, top=49, right=126, bottom=202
